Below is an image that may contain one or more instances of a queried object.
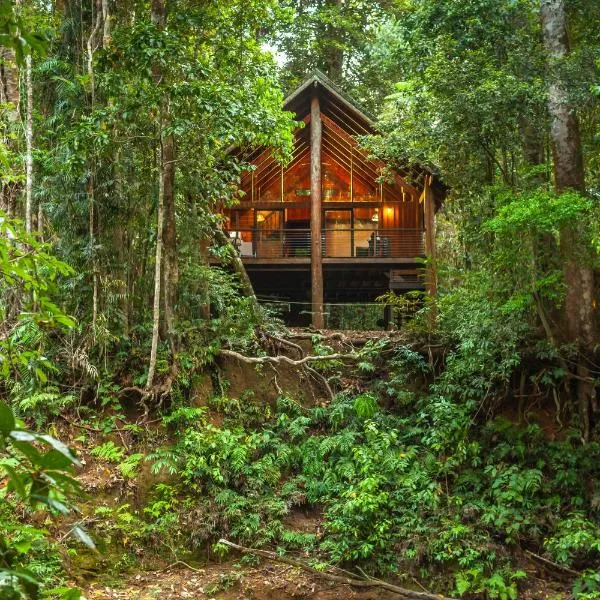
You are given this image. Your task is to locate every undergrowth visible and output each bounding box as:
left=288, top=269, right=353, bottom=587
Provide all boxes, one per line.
left=137, top=369, right=600, bottom=599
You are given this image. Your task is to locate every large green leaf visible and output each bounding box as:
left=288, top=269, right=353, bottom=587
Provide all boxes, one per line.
left=0, top=401, right=15, bottom=437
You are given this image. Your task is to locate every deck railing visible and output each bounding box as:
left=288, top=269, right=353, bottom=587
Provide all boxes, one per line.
left=227, top=228, right=424, bottom=259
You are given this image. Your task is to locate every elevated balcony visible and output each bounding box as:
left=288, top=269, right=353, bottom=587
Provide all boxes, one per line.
left=227, top=228, right=424, bottom=264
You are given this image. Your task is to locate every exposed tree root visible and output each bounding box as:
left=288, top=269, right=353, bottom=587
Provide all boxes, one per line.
left=261, top=331, right=306, bottom=358
left=219, top=348, right=356, bottom=367
left=219, top=348, right=354, bottom=401
left=118, top=377, right=173, bottom=420
left=218, top=539, right=457, bottom=600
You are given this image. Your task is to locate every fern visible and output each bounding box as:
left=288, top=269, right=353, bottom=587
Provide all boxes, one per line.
left=90, top=441, right=125, bottom=463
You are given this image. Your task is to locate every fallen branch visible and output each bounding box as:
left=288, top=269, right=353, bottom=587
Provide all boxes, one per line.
left=524, top=549, right=580, bottom=577
left=164, top=560, right=206, bottom=574
left=218, top=539, right=457, bottom=600
left=58, top=414, right=100, bottom=432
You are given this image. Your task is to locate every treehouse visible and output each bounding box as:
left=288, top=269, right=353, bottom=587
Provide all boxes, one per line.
left=222, top=71, right=444, bottom=328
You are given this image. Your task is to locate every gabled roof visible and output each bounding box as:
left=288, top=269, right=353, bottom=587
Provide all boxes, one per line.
left=283, top=70, right=376, bottom=135
left=232, top=70, right=447, bottom=202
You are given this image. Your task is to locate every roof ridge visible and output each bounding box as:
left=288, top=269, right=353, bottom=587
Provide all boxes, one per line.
left=283, top=70, right=376, bottom=128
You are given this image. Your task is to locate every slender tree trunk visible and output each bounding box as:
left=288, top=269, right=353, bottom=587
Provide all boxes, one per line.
left=24, top=54, right=33, bottom=234
left=541, top=0, right=597, bottom=441
left=147, top=145, right=165, bottom=389
left=86, top=1, right=101, bottom=107
left=151, top=0, right=178, bottom=350
left=214, top=228, right=259, bottom=310
left=113, top=152, right=129, bottom=336
left=89, top=176, right=98, bottom=331
left=190, top=195, right=210, bottom=319
left=147, top=0, right=177, bottom=386
left=86, top=2, right=102, bottom=333
left=520, top=118, right=545, bottom=173
left=310, top=93, right=324, bottom=329
left=0, top=46, right=20, bottom=216
left=101, top=0, right=110, bottom=48
left=161, top=131, right=177, bottom=350
left=37, top=199, right=43, bottom=235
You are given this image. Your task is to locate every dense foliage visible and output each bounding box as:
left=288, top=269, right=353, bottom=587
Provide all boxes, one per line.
left=0, top=0, right=599, bottom=598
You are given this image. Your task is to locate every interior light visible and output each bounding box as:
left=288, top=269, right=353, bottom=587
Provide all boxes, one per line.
left=371, top=209, right=379, bottom=223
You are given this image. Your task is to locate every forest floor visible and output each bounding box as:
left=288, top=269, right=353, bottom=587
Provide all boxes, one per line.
left=83, top=561, right=398, bottom=599
left=82, top=559, right=566, bottom=600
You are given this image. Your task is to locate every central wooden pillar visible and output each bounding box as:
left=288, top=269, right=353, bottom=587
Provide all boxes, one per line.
left=310, top=91, right=324, bottom=329
left=423, top=175, right=437, bottom=297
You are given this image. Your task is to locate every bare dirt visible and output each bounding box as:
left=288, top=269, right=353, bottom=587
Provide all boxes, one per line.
left=84, top=561, right=397, bottom=599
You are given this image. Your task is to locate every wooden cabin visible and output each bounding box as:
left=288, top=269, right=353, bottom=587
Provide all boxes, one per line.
left=223, top=71, right=443, bottom=328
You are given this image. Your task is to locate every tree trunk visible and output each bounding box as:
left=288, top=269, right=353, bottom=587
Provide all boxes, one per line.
left=322, top=0, right=343, bottom=81
left=191, top=195, right=211, bottom=319
left=25, top=54, right=33, bottom=234
left=101, top=0, right=110, bottom=48
left=519, top=117, right=546, bottom=181
left=310, top=93, right=324, bottom=329
left=113, top=152, right=129, bottom=336
left=147, top=145, right=165, bottom=389
left=86, top=2, right=102, bottom=333
left=541, top=0, right=597, bottom=441
left=0, top=46, right=20, bottom=216
left=161, top=131, right=177, bottom=351
left=0, top=47, right=20, bottom=114
left=151, top=0, right=178, bottom=351
left=213, top=228, right=259, bottom=309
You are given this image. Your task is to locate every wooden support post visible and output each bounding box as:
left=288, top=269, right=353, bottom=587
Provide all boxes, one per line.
left=423, top=175, right=437, bottom=298
left=310, top=91, right=324, bottom=329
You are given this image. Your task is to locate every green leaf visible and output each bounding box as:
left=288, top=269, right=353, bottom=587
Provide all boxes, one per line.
left=10, top=430, right=37, bottom=442
left=39, top=434, right=81, bottom=467
left=13, top=540, right=32, bottom=554
left=0, top=401, right=15, bottom=436
left=11, top=439, right=43, bottom=467
left=0, top=567, right=40, bottom=586
left=3, top=464, right=27, bottom=499
left=38, top=449, right=76, bottom=470
left=353, top=394, right=378, bottom=419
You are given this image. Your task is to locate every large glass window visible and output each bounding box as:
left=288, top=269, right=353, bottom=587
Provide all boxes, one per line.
left=322, top=154, right=351, bottom=203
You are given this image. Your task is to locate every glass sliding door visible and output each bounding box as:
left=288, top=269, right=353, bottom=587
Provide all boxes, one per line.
left=324, top=209, right=352, bottom=257
left=255, top=210, right=283, bottom=258
left=353, top=207, right=378, bottom=257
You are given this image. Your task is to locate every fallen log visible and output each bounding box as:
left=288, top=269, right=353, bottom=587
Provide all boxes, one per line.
left=218, top=538, right=457, bottom=600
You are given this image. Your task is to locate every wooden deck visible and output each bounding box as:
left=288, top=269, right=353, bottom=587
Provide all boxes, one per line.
left=239, top=256, right=421, bottom=266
